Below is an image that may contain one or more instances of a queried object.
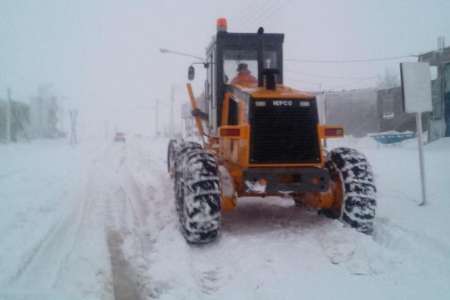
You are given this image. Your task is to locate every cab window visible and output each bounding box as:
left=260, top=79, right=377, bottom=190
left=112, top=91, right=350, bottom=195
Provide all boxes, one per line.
left=223, top=49, right=257, bottom=83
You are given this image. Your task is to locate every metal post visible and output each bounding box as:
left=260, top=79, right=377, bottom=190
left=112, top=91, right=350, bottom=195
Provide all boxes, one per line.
left=416, top=112, right=427, bottom=206
left=154, top=99, right=159, bottom=136
left=104, top=120, right=109, bottom=140
left=169, top=85, right=175, bottom=137
left=69, top=109, right=78, bottom=145
left=6, top=88, right=11, bottom=143
left=322, top=87, right=328, bottom=148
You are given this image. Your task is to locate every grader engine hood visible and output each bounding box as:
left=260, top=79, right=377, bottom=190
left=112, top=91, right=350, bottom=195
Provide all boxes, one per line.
left=242, top=86, right=321, bottom=165
left=250, top=98, right=320, bottom=164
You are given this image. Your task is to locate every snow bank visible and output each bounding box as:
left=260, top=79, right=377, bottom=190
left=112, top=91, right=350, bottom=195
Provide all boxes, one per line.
left=1, top=135, right=449, bottom=299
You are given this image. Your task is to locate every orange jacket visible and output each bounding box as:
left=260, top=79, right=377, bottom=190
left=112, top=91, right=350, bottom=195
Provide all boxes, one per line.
left=230, top=70, right=257, bottom=86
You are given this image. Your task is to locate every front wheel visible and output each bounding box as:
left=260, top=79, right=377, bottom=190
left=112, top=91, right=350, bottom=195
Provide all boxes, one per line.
left=325, top=147, right=377, bottom=234
left=175, top=142, right=221, bottom=243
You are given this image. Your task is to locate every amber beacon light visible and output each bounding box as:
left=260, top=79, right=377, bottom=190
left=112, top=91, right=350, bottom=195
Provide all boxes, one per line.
left=217, top=18, right=228, bottom=32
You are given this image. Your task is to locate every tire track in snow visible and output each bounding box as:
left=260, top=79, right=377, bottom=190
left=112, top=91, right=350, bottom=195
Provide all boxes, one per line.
left=103, top=145, right=146, bottom=300
left=122, top=141, right=177, bottom=298
left=103, top=140, right=165, bottom=299
left=317, top=221, right=378, bottom=275
left=107, top=230, right=143, bottom=300
left=7, top=181, right=90, bottom=288
left=6, top=216, right=64, bottom=285
left=373, top=218, right=450, bottom=276
left=375, top=218, right=450, bottom=257
left=125, top=137, right=191, bottom=298
left=3, top=143, right=111, bottom=290
left=10, top=142, right=120, bottom=294
left=52, top=171, right=107, bottom=289
left=1, top=142, right=121, bottom=297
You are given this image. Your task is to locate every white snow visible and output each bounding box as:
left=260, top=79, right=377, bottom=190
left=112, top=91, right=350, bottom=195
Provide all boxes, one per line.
left=0, top=135, right=449, bottom=299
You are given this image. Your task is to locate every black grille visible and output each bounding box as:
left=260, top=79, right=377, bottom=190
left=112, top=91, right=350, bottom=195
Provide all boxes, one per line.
left=250, top=99, right=321, bottom=164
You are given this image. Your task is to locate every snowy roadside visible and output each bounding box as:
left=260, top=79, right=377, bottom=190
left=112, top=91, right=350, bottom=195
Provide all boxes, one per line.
left=132, top=137, right=450, bottom=300
left=0, top=136, right=449, bottom=300
left=330, top=136, right=450, bottom=244
left=0, top=140, right=114, bottom=299
left=107, top=136, right=450, bottom=300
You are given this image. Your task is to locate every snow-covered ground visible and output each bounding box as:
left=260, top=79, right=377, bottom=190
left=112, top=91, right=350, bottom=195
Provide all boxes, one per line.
left=0, top=136, right=449, bottom=299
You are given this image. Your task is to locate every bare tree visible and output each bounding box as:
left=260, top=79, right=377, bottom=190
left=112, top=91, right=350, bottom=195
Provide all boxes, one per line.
left=377, top=68, right=400, bottom=90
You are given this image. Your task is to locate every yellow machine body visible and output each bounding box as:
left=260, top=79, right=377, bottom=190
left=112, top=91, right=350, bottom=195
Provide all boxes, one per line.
left=188, top=82, right=344, bottom=213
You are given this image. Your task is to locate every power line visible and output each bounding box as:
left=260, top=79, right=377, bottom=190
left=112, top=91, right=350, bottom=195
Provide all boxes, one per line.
left=284, top=76, right=322, bottom=87
left=286, top=54, right=417, bottom=64
left=243, top=0, right=279, bottom=29
left=251, top=0, right=290, bottom=29
left=230, top=0, right=264, bottom=29
left=239, top=0, right=279, bottom=30
left=159, top=48, right=203, bottom=61
left=240, top=0, right=295, bottom=33
left=232, top=0, right=292, bottom=32
left=285, top=69, right=377, bottom=81
left=285, top=75, right=376, bottom=91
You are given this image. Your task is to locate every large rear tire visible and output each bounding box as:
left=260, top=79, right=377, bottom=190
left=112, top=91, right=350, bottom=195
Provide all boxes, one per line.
left=174, top=142, right=221, bottom=243
left=325, top=147, right=377, bottom=234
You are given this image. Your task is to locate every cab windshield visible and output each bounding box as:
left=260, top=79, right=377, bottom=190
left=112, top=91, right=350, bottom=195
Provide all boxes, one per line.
left=223, top=49, right=257, bottom=83
left=223, top=49, right=279, bottom=84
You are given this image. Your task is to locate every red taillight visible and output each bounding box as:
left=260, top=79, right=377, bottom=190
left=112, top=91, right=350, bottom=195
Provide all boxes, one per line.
left=220, top=128, right=240, bottom=137
left=324, top=127, right=344, bottom=137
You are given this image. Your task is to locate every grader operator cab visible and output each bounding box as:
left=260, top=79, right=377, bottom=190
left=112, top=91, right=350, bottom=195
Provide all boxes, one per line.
left=167, top=18, right=376, bottom=243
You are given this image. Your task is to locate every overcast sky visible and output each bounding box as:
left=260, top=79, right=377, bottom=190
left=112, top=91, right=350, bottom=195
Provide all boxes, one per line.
left=1, top=0, right=449, bottom=135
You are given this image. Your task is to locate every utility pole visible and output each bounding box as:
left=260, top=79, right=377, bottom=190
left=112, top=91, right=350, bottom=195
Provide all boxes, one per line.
left=104, top=120, right=109, bottom=140
left=5, top=88, right=12, bottom=143
left=416, top=112, right=427, bottom=206
left=437, top=36, right=445, bottom=53
left=169, top=85, right=175, bottom=137
left=317, top=83, right=328, bottom=148
left=69, top=109, right=78, bottom=145
left=154, top=98, right=159, bottom=136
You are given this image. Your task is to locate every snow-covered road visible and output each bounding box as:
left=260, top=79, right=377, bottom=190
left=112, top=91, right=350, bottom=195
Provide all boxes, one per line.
left=1, top=136, right=449, bottom=299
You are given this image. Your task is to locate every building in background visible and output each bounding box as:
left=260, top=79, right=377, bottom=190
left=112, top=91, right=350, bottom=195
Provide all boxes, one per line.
left=376, top=86, right=427, bottom=133
left=319, top=44, right=449, bottom=141
left=0, top=97, right=30, bottom=142
left=418, top=45, right=450, bottom=141
left=320, top=85, right=431, bottom=138
left=321, top=88, right=379, bottom=137
left=29, top=86, right=65, bottom=139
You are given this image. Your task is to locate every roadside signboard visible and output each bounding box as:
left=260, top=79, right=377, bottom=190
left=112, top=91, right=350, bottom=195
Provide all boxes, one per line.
left=400, top=62, right=433, bottom=206
left=401, top=62, right=432, bottom=113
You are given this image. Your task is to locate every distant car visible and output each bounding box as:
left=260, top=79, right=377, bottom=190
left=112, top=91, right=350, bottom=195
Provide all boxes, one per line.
left=114, top=132, right=126, bottom=142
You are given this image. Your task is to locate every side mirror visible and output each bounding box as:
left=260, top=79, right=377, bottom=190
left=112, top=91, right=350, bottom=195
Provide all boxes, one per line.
left=188, top=65, right=195, bottom=81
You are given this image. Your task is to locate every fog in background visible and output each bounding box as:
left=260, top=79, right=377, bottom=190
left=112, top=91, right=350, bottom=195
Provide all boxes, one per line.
left=1, top=0, right=449, bottom=138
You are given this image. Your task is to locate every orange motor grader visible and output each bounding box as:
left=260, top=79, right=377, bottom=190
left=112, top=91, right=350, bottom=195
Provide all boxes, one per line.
left=167, top=19, right=376, bottom=243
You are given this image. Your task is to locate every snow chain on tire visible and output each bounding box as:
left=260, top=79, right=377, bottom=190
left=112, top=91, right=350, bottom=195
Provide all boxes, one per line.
left=325, top=147, right=377, bottom=234
left=174, top=142, right=221, bottom=243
